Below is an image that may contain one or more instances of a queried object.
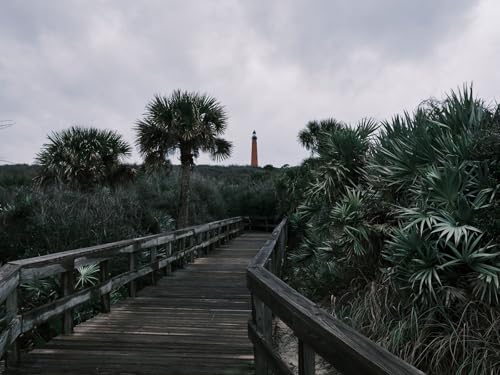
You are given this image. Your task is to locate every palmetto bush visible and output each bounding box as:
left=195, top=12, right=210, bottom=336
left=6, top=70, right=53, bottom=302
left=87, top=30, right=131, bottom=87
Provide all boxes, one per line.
left=284, top=87, right=500, bottom=374
left=35, top=126, right=132, bottom=188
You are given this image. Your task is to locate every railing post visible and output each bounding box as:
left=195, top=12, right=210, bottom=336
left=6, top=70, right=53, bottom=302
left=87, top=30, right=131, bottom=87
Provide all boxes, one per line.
left=216, top=225, right=221, bottom=247
left=202, top=231, right=208, bottom=255
left=99, top=260, right=111, bottom=313
left=277, top=230, right=286, bottom=277
left=164, top=241, right=172, bottom=275
left=189, top=232, right=195, bottom=263
left=151, top=247, right=158, bottom=285
left=128, top=250, right=137, bottom=298
left=253, top=296, right=272, bottom=375
left=61, top=268, right=74, bottom=334
left=298, top=340, right=315, bottom=375
left=6, top=289, right=20, bottom=364
left=210, top=228, right=216, bottom=253
left=180, top=237, right=186, bottom=267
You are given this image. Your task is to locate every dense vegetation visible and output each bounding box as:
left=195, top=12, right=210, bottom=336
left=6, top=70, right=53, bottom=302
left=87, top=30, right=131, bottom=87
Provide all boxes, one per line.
left=0, top=164, right=278, bottom=264
left=278, top=87, right=500, bottom=374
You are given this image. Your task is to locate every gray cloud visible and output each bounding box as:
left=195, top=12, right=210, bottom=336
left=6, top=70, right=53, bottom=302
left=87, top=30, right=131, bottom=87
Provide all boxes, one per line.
left=0, top=0, right=498, bottom=167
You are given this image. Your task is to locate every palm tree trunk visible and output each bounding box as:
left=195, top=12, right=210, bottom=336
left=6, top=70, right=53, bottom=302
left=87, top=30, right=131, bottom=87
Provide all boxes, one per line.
left=177, top=151, right=192, bottom=229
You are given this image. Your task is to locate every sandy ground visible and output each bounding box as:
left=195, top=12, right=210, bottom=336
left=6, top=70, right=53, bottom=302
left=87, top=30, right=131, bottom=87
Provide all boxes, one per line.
left=273, top=319, right=337, bottom=375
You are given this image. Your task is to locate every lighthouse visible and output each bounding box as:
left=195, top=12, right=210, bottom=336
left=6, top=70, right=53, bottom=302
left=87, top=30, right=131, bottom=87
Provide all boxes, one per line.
left=251, top=131, right=258, bottom=167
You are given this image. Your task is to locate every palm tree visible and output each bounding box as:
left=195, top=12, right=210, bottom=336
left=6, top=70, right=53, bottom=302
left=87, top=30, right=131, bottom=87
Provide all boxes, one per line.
left=135, top=90, right=232, bottom=228
left=297, top=118, right=343, bottom=154
left=35, top=126, right=132, bottom=188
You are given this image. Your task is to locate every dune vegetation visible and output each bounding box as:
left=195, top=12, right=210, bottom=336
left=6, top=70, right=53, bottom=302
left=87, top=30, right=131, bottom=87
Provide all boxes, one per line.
left=278, top=87, right=500, bottom=374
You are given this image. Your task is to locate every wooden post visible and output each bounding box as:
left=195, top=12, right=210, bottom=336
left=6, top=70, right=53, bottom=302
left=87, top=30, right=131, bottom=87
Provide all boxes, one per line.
left=210, top=229, right=215, bottom=253
left=253, top=296, right=272, bottom=374
left=299, top=340, right=316, bottom=375
left=99, top=260, right=111, bottom=313
left=128, top=252, right=137, bottom=297
left=189, top=233, right=195, bottom=263
left=151, top=247, right=158, bottom=285
left=166, top=242, right=172, bottom=275
left=61, top=269, right=74, bottom=334
left=6, top=290, right=19, bottom=364
left=181, top=237, right=186, bottom=267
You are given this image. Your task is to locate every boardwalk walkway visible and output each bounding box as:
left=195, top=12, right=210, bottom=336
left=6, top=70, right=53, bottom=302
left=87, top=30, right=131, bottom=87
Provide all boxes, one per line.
left=7, top=232, right=270, bottom=375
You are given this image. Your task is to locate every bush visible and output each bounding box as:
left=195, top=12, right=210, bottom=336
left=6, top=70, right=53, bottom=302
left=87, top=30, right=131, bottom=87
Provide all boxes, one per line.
left=283, top=86, right=500, bottom=374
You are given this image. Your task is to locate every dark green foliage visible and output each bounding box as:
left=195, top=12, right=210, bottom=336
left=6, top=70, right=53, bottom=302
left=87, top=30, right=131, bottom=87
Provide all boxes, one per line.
left=0, top=165, right=277, bottom=264
left=135, top=91, right=232, bottom=165
left=283, top=86, right=500, bottom=374
left=35, top=126, right=132, bottom=188
left=135, top=90, right=232, bottom=228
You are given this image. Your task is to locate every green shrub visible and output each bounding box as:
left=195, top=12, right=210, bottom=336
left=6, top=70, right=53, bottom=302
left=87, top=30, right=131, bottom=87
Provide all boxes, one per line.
left=284, top=86, right=500, bottom=374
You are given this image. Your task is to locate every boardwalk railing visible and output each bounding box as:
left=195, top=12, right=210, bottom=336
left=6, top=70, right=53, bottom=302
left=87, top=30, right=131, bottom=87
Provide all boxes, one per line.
left=0, top=216, right=244, bottom=364
left=247, top=218, right=425, bottom=375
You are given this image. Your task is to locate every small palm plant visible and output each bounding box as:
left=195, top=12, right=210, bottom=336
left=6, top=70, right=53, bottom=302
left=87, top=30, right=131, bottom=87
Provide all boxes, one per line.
left=75, top=264, right=100, bottom=289
left=35, top=126, right=132, bottom=188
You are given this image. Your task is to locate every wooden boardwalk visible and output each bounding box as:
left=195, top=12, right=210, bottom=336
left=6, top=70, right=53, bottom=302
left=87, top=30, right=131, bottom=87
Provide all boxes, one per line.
left=7, top=232, right=270, bottom=375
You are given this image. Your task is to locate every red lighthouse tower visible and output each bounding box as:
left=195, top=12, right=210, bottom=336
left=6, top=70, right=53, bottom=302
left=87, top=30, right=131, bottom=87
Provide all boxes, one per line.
left=251, top=131, right=258, bottom=167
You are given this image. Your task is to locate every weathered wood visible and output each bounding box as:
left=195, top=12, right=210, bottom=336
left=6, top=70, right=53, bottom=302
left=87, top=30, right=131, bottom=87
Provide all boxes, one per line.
left=248, top=240, right=276, bottom=268
left=247, top=266, right=423, bottom=375
left=150, top=248, right=158, bottom=286
left=248, top=321, right=294, bottom=375
left=253, top=295, right=272, bottom=375
left=11, top=217, right=243, bottom=282
left=254, top=297, right=272, bottom=342
left=128, top=251, right=137, bottom=298
left=299, top=339, right=315, bottom=375
left=61, top=269, right=74, bottom=335
left=166, top=242, right=172, bottom=275
left=0, top=216, right=244, bottom=368
left=247, top=218, right=424, bottom=375
left=99, top=260, right=111, bottom=313
left=5, top=290, right=20, bottom=364
left=0, top=264, right=20, bottom=305
left=5, top=232, right=268, bottom=375
left=0, top=317, right=21, bottom=362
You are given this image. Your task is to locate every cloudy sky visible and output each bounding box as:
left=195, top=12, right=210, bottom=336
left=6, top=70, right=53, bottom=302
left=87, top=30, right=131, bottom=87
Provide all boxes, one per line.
left=1, top=0, right=499, bottom=167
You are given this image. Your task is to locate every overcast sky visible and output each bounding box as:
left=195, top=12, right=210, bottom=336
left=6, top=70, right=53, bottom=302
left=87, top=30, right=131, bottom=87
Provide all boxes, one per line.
left=1, top=0, right=499, bottom=167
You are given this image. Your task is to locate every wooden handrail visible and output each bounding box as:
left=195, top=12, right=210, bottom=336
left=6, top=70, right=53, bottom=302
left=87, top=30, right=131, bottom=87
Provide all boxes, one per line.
left=0, top=216, right=245, bottom=363
left=247, top=218, right=425, bottom=375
